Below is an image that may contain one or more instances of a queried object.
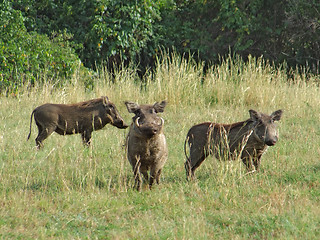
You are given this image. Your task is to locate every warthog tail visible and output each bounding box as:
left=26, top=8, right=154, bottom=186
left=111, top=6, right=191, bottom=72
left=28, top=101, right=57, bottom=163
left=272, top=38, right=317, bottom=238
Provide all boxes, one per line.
left=184, top=135, right=193, bottom=178
left=27, top=110, right=35, bottom=141
left=184, top=135, right=191, bottom=163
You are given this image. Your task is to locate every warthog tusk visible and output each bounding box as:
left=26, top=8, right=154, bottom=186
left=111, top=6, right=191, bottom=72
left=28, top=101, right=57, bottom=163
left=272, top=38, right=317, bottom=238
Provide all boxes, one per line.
left=159, top=117, right=164, bottom=126
left=135, top=117, right=140, bottom=127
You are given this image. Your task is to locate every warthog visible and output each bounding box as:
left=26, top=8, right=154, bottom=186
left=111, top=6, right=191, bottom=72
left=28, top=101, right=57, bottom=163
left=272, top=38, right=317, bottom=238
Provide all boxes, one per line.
left=27, top=96, right=128, bottom=148
left=125, top=100, right=168, bottom=191
left=184, top=109, right=283, bottom=179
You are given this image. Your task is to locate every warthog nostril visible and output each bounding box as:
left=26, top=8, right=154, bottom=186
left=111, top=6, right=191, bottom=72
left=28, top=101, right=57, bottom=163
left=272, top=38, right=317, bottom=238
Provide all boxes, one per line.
left=266, top=139, right=277, bottom=146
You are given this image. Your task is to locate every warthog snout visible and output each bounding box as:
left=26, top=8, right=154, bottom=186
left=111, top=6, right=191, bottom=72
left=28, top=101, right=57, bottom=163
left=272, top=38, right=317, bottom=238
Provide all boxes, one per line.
left=112, top=118, right=128, bottom=129
left=265, top=138, right=277, bottom=146
left=125, top=100, right=168, bottom=191
left=134, top=116, right=164, bottom=137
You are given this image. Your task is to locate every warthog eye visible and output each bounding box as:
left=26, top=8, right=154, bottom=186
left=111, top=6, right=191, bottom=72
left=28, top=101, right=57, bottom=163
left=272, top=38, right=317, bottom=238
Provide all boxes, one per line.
left=134, top=109, right=142, bottom=115
left=149, top=109, right=155, bottom=114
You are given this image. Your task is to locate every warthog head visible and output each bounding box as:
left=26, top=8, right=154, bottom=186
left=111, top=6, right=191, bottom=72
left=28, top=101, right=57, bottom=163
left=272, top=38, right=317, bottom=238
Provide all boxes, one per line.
left=250, top=109, right=283, bottom=146
left=103, top=97, right=128, bottom=129
left=125, top=100, right=167, bottom=138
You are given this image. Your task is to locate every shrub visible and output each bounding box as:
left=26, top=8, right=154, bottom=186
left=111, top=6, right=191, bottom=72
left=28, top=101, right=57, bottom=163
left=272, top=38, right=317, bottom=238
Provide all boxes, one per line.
left=0, top=1, right=81, bottom=94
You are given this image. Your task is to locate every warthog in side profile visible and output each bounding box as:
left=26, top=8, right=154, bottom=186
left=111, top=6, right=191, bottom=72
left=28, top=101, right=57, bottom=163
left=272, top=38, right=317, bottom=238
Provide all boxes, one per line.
left=185, top=109, right=283, bottom=179
left=27, top=96, right=128, bottom=148
left=125, top=100, right=168, bottom=191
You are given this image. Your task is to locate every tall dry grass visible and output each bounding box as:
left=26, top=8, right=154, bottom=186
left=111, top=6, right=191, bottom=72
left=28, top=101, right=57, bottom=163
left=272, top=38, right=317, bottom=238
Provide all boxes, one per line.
left=0, top=53, right=319, bottom=239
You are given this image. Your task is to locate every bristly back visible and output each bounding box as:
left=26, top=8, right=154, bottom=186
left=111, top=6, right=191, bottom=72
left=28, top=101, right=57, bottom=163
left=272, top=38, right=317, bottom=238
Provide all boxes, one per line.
left=197, top=119, right=252, bottom=131
left=76, top=98, right=103, bottom=107
left=223, top=119, right=253, bottom=130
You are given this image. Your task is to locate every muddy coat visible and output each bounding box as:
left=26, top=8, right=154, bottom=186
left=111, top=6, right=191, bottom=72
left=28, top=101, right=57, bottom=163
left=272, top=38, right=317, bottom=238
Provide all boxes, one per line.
left=28, top=96, right=128, bottom=148
left=125, top=100, right=168, bottom=190
left=185, top=109, right=283, bottom=179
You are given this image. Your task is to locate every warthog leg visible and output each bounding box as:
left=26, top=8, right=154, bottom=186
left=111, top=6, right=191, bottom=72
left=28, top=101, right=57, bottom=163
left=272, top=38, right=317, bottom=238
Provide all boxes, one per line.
left=185, top=154, right=207, bottom=180
left=241, top=149, right=262, bottom=172
left=242, top=156, right=261, bottom=172
left=184, top=160, right=193, bottom=180
left=81, top=131, right=92, bottom=146
left=141, top=171, right=149, bottom=183
left=140, top=167, right=149, bottom=190
left=155, top=169, right=162, bottom=185
left=253, top=156, right=262, bottom=171
left=149, top=168, right=157, bottom=189
left=133, top=157, right=142, bottom=191
left=35, top=123, right=56, bottom=149
left=148, top=168, right=163, bottom=189
left=185, top=138, right=208, bottom=180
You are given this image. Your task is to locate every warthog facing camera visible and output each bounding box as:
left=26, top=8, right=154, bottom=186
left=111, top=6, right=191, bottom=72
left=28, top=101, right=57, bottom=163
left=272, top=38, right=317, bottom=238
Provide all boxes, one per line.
left=125, top=100, right=168, bottom=191
left=185, top=109, right=283, bottom=179
left=27, top=96, right=128, bottom=148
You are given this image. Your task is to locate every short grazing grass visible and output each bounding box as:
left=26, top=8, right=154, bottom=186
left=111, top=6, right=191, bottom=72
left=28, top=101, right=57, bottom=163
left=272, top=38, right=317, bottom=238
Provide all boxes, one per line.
left=0, top=54, right=320, bottom=239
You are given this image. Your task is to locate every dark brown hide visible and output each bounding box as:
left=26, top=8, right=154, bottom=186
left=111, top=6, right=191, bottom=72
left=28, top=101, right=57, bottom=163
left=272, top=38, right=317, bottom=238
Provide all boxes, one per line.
left=125, top=100, right=168, bottom=191
left=27, top=96, right=128, bottom=148
left=184, top=109, right=283, bottom=179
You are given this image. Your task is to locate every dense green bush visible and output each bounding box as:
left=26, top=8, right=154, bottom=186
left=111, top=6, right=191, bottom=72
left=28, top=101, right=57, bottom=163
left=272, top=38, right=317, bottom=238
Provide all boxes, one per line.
left=1, top=0, right=318, bottom=93
left=13, top=0, right=160, bottom=70
left=89, top=0, right=160, bottom=68
left=284, top=0, right=320, bottom=69
left=12, top=0, right=320, bottom=72
left=0, top=1, right=81, bottom=93
left=155, top=0, right=319, bottom=71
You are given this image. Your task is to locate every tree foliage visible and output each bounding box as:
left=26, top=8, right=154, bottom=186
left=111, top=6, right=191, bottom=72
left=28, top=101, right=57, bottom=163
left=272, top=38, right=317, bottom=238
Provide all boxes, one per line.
left=12, top=0, right=160, bottom=69
left=0, top=0, right=80, bottom=93
left=155, top=0, right=319, bottom=71
left=1, top=0, right=319, bottom=93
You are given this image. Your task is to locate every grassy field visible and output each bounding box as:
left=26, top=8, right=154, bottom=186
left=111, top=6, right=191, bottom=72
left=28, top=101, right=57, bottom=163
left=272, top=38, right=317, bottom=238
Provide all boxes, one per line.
left=0, top=55, right=320, bottom=239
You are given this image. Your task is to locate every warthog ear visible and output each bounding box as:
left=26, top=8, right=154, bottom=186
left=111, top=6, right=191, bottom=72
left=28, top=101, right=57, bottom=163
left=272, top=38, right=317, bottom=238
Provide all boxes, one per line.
left=271, top=109, right=283, bottom=121
left=249, top=109, right=261, bottom=122
left=125, top=101, right=140, bottom=113
left=102, top=96, right=109, bottom=106
left=153, top=100, right=167, bottom=113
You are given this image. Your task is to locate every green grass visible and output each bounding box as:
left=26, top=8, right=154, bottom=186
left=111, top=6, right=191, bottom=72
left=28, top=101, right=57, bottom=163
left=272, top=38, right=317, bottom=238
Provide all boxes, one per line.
left=1, top=54, right=320, bottom=239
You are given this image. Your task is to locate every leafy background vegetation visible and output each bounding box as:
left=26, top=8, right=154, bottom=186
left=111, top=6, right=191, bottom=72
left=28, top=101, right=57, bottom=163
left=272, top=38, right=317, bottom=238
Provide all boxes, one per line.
left=0, top=0, right=320, bottom=238
left=1, top=0, right=319, bottom=93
